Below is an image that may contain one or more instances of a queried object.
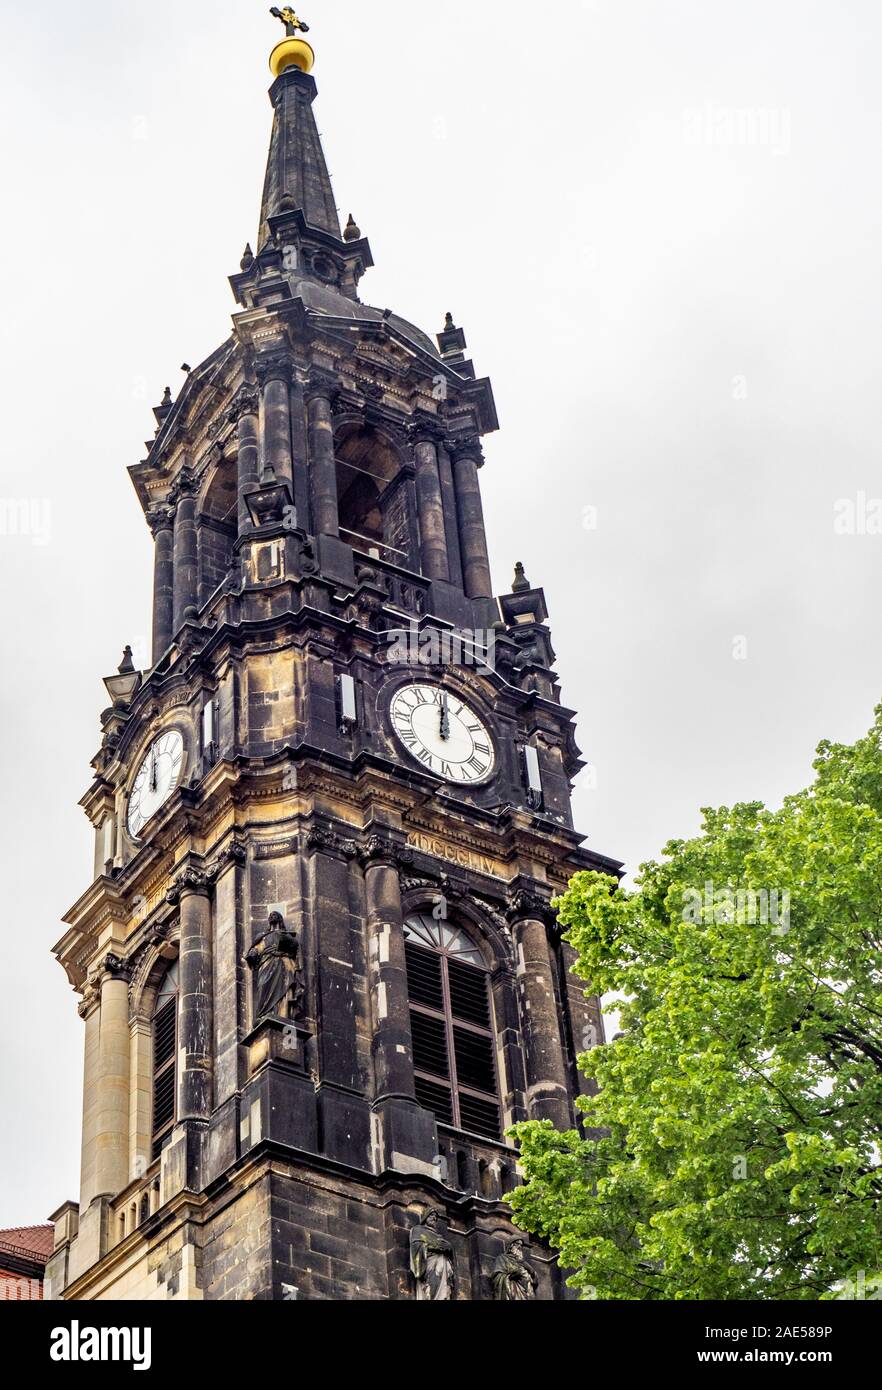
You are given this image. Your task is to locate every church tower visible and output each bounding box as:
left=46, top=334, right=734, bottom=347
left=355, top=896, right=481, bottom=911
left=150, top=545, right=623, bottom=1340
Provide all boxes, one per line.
left=46, top=15, right=621, bottom=1302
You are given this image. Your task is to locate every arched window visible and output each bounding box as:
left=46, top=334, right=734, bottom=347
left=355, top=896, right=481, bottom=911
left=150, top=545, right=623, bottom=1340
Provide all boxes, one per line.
left=335, top=426, right=413, bottom=567
left=152, top=962, right=178, bottom=1160
left=404, top=913, right=500, bottom=1140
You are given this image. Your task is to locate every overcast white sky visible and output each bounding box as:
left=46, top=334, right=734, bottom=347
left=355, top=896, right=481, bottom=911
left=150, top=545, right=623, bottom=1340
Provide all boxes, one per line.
left=1, top=0, right=880, bottom=1228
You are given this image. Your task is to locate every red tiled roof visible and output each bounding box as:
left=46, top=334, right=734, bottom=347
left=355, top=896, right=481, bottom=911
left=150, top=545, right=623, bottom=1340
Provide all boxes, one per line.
left=0, top=1226, right=55, bottom=1261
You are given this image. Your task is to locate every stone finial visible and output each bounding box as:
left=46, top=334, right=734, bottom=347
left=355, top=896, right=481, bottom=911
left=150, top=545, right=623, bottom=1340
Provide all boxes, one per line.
left=344, top=213, right=361, bottom=242
left=444, top=312, right=455, bottom=330
left=118, top=646, right=135, bottom=674
left=161, top=386, right=172, bottom=407
left=241, top=243, right=255, bottom=271
left=512, top=562, right=531, bottom=593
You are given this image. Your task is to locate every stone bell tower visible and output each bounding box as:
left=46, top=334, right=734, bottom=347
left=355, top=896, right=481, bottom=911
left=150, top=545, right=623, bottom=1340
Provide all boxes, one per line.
left=46, top=14, right=621, bottom=1302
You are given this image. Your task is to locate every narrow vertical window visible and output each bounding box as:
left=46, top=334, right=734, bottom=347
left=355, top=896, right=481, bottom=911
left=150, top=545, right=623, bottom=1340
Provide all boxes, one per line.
left=152, top=962, right=179, bottom=1160
left=202, top=697, right=219, bottom=769
left=404, top=913, right=500, bottom=1140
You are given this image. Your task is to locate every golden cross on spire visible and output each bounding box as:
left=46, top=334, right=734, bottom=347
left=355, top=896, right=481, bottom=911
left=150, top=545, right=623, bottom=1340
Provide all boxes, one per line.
left=270, top=7, right=311, bottom=36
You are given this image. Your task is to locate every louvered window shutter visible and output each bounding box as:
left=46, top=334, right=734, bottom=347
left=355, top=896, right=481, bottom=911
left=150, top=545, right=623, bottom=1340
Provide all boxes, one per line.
left=404, top=921, right=500, bottom=1140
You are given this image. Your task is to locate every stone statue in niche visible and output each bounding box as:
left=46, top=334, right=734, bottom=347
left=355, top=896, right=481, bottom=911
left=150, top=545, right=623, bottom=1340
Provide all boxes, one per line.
left=409, top=1209, right=456, bottom=1301
left=491, top=1239, right=538, bottom=1301
left=246, top=912, right=305, bottom=1022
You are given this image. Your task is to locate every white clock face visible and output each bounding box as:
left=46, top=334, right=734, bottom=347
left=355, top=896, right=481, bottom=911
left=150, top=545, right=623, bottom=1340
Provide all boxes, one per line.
left=390, top=684, right=495, bottom=785
left=127, top=731, right=185, bottom=840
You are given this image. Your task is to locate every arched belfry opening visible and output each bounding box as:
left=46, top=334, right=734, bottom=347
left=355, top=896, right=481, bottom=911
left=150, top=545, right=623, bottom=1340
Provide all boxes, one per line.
left=335, top=425, right=414, bottom=568
left=198, top=455, right=238, bottom=605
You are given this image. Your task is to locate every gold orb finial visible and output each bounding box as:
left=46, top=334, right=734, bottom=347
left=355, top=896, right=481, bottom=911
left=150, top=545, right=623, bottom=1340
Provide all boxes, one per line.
left=269, top=7, right=315, bottom=76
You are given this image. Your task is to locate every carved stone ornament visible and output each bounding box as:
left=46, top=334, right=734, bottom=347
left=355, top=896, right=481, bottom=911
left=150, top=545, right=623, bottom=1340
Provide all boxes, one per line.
left=446, top=435, right=485, bottom=469
left=147, top=504, right=175, bottom=537
left=101, top=953, right=133, bottom=983
left=304, top=370, right=340, bottom=406
left=207, top=837, right=248, bottom=880
left=255, top=353, right=293, bottom=388
left=410, top=1209, right=456, bottom=1302
left=305, top=827, right=359, bottom=859
left=226, top=385, right=260, bottom=427
left=506, top=887, right=557, bottom=928
left=400, top=875, right=436, bottom=896
left=358, top=379, right=385, bottom=402
left=166, top=866, right=210, bottom=906
left=168, top=469, right=200, bottom=507
left=358, top=836, right=415, bottom=870
left=408, top=413, right=445, bottom=448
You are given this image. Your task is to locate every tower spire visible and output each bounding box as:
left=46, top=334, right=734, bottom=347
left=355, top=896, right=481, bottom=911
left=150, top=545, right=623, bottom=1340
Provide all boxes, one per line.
left=259, top=11, right=340, bottom=249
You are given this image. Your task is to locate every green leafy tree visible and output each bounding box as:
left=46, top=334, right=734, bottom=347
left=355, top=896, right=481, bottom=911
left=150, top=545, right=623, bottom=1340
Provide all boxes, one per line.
left=508, top=708, right=882, bottom=1300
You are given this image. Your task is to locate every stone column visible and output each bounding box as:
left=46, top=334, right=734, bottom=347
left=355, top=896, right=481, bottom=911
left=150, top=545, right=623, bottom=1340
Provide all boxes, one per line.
left=411, top=421, right=450, bottom=583
left=229, top=386, right=260, bottom=537
left=171, top=868, right=213, bottom=1124
left=148, top=506, right=175, bottom=663
left=362, top=837, right=415, bottom=1104
left=289, top=376, right=311, bottom=529
left=80, top=956, right=132, bottom=1206
left=258, top=357, right=293, bottom=492
left=438, top=443, right=464, bottom=589
left=128, top=1015, right=153, bottom=1183
left=509, top=895, right=572, bottom=1130
left=78, top=993, right=101, bottom=1209
left=306, top=378, right=340, bottom=538
left=211, top=840, right=247, bottom=1107
left=172, top=472, right=199, bottom=633
left=451, top=437, right=493, bottom=600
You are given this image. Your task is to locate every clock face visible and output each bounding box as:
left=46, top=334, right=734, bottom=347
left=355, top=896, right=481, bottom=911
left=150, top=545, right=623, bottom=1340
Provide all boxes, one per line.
left=127, top=731, right=185, bottom=841
left=390, top=684, right=495, bottom=785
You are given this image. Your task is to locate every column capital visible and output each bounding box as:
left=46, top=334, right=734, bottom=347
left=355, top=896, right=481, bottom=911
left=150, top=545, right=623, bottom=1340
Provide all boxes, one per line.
left=169, top=468, right=199, bottom=507
left=409, top=413, right=445, bottom=448
left=226, top=384, right=260, bottom=426
left=147, top=504, right=175, bottom=537
left=447, top=434, right=485, bottom=468
left=101, top=952, right=134, bottom=983
left=359, top=834, right=414, bottom=871
left=304, top=370, right=340, bottom=405
left=79, top=952, right=131, bottom=1018
left=167, top=864, right=211, bottom=905
left=255, top=353, right=293, bottom=387
left=506, top=886, right=558, bottom=929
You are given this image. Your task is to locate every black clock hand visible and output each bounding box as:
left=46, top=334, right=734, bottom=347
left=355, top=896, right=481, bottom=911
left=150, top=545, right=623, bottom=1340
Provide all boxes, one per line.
left=150, top=747, right=158, bottom=793
left=440, top=691, right=451, bottom=741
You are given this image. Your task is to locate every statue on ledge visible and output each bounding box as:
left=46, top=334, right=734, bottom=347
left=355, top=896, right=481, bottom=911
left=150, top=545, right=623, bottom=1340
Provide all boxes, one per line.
left=247, top=911, right=305, bottom=1022
left=491, top=1239, right=538, bottom=1301
left=410, top=1209, right=456, bottom=1301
